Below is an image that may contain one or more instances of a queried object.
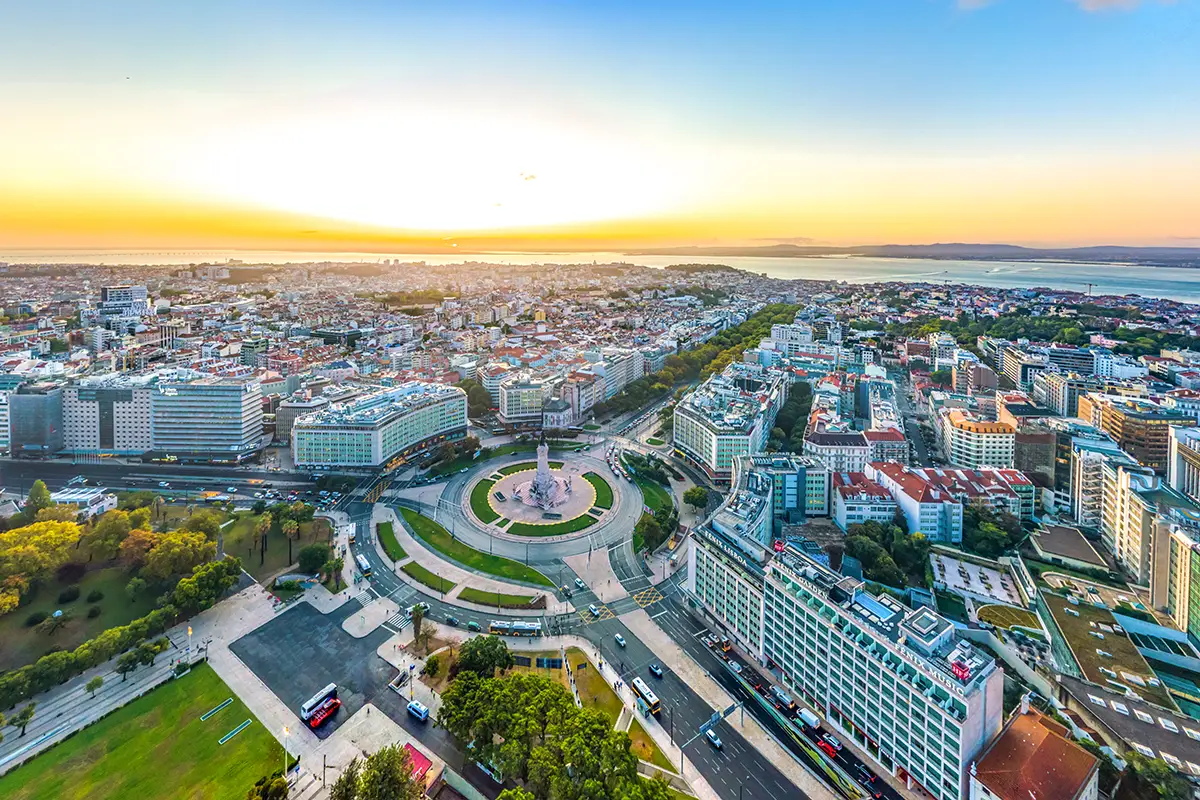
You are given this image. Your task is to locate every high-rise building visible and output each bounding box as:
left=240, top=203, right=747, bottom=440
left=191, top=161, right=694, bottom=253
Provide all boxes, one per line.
left=9, top=382, right=64, bottom=458
left=292, top=381, right=466, bottom=469
left=939, top=411, right=1015, bottom=469
left=149, top=374, right=263, bottom=463
left=1168, top=425, right=1200, bottom=504
left=498, top=374, right=551, bottom=426
left=62, top=375, right=154, bottom=454
left=1084, top=395, right=1197, bottom=474
left=1070, top=437, right=1135, bottom=530
left=1032, top=371, right=1099, bottom=417
left=1100, top=459, right=1199, bottom=584
left=764, top=551, right=1003, bottom=800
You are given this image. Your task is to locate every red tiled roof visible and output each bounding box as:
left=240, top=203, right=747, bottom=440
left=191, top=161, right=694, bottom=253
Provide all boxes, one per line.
left=974, top=711, right=1097, bottom=800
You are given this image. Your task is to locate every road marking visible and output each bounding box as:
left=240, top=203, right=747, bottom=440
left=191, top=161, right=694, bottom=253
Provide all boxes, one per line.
left=632, top=587, right=664, bottom=607
left=649, top=609, right=668, bottom=619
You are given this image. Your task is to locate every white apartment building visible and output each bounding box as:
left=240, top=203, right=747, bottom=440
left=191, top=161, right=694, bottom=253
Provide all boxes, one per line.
left=599, top=348, right=645, bottom=399
left=498, top=374, right=550, bottom=426
left=804, top=430, right=871, bottom=471
left=939, top=411, right=1015, bottom=469
left=292, top=381, right=467, bottom=469
left=1100, top=458, right=1199, bottom=585
left=833, top=473, right=898, bottom=530
left=479, top=362, right=514, bottom=407
left=764, top=552, right=1003, bottom=800
left=865, top=462, right=965, bottom=543
left=1169, top=425, right=1200, bottom=504
left=674, top=362, right=787, bottom=484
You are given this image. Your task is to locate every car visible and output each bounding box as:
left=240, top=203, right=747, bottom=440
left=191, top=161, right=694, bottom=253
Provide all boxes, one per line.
left=467, top=621, right=482, bottom=632
left=253, top=492, right=263, bottom=498
left=588, top=604, right=600, bottom=617
left=407, top=700, right=430, bottom=722
left=822, top=734, right=843, bottom=752
left=560, top=585, right=572, bottom=597
left=445, top=615, right=460, bottom=627
left=227, top=486, right=238, bottom=493
left=817, top=740, right=838, bottom=759
left=649, top=663, right=663, bottom=678
left=158, top=481, right=171, bottom=488
left=406, top=602, right=431, bottom=618
left=615, top=634, right=626, bottom=647
left=574, top=577, right=586, bottom=590
left=705, top=729, right=723, bottom=750
left=855, top=765, right=876, bottom=784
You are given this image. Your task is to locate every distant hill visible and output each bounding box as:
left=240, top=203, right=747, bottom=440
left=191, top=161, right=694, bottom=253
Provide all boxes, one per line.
left=627, top=243, right=1200, bottom=267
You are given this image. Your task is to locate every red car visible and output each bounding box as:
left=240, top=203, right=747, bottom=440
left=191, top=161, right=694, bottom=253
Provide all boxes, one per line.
left=817, top=740, right=838, bottom=759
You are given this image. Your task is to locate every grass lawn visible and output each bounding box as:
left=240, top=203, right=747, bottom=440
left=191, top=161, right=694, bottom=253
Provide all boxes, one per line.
left=0, top=663, right=279, bottom=800
left=401, top=561, right=456, bottom=594
left=567, top=647, right=623, bottom=724
left=458, top=587, right=537, bottom=609
left=634, top=477, right=673, bottom=514
left=498, top=460, right=564, bottom=476
left=377, top=521, right=407, bottom=561
left=0, top=566, right=160, bottom=673
left=1023, top=558, right=1124, bottom=590
left=470, top=479, right=501, bottom=524
left=583, top=472, right=614, bottom=509
left=646, top=438, right=665, bottom=447
left=223, top=513, right=332, bottom=580
left=934, top=591, right=970, bottom=623
left=399, top=508, right=553, bottom=587
left=976, top=604, right=1041, bottom=630
left=629, top=717, right=674, bottom=771
left=1042, top=592, right=1173, bottom=707
left=507, top=514, right=598, bottom=537
left=583, top=424, right=601, bottom=431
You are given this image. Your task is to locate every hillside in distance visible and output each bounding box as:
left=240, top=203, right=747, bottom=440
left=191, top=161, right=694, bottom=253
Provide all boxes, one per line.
left=626, top=243, right=1200, bottom=267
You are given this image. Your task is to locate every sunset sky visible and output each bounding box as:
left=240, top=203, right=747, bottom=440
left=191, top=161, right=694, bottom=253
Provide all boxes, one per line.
left=2, top=0, right=1198, bottom=252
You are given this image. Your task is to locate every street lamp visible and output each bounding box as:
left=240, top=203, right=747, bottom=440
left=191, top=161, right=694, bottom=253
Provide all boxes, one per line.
left=282, top=726, right=289, bottom=778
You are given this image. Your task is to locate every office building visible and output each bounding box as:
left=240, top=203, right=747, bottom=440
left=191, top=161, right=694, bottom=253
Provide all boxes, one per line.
left=764, top=551, right=1003, bottom=800
left=498, top=373, right=551, bottom=426
left=1032, top=371, right=1099, bottom=418
left=62, top=374, right=154, bottom=454
left=292, top=381, right=466, bottom=469
left=275, top=393, right=331, bottom=444
left=1083, top=395, right=1197, bottom=474
left=149, top=374, right=263, bottom=463
left=746, top=453, right=831, bottom=525
left=9, top=382, right=64, bottom=458
left=674, top=362, right=787, bottom=483
left=0, top=391, right=9, bottom=455
left=1001, top=347, right=1049, bottom=390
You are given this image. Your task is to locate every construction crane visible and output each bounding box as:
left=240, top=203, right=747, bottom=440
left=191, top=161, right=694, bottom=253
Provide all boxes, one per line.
left=1082, top=282, right=1095, bottom=296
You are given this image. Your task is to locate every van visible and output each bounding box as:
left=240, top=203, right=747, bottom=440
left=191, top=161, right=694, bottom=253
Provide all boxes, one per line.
left=771, top=686, right=796, bottom=710
left=407, top=700, right=429, bottom=722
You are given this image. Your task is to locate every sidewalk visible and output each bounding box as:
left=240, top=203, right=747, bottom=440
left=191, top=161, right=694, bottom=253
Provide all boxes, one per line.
left=563, top=551, right=629, bottom=602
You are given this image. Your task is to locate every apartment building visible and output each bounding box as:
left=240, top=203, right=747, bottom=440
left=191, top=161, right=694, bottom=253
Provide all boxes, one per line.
left=939, top=410, right=1015, bottom=470
left=969, top=707, right=1099, bottom=800
left=292, top=381, right=466, bottom=469
left=1082, top=394, right=1197, bottom=474
left=1070, top=438, right=1137, bottom=530
left=674, top=362, right=787, bottom=484
left=1032, top=371, right=1099, bottom=417
left=1101, top=458, right=1200, bottom=585
left=764, top=551, right=1003, bottom=800
left=745, top=453, right=831, bottom=525
left=804, top=430, right=871, bottom=472
left=1169, top=425, right=1200, bottom=504
left=497, top=373, right=551, bottom=426
left=833, top=472, right=898, bottom=530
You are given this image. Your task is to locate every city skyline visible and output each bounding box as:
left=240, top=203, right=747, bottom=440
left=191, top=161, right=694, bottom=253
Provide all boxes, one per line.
left=2, top=0, right=1199, bottom=252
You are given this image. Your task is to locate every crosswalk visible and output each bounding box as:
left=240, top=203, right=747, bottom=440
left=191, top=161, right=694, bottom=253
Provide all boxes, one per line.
left=352, top=590, right=374, bottom=608
left=386, top=611, right=409, bottom=629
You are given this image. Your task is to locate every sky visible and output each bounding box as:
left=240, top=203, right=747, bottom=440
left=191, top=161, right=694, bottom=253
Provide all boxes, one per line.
left=1, top=0, right=1198, bottom=253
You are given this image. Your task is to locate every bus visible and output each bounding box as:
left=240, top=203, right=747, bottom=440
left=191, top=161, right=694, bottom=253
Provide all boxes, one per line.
left=300, top=683, right=338, bottom=721
left=355, top=553, right=372, bottom=577
left=489, top=620, right=542, bottom=637
left=631, top=677, right=661, bottom=715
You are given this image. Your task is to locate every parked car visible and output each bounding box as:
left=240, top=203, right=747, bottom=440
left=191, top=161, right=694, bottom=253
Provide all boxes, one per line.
left=705, top=730, right=723, bottom=750
left=407, top=700, right=429, bottom=722
left=649, top=663, right=663, bottom=678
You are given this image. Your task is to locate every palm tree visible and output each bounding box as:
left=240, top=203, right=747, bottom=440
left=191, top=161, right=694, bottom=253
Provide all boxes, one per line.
left=254, top=513, right=273, bottom=566
left=282, top=519, right=300, bottom=563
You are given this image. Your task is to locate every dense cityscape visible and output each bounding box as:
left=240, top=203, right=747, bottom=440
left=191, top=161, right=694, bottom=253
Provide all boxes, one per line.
left=0, top=256, right=1199, bottom=800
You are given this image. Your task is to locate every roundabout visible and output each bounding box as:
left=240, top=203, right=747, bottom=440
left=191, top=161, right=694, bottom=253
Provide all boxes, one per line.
left=466, top=436, right=616, bottom=538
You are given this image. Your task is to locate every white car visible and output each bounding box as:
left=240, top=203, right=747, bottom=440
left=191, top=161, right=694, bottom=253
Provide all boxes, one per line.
left=227, top=486, right=238, bottom=493
left=158, top=481, right=170, bottom=488
left=575, top=578, right=587, bottom=589
left=588, top=604, right=600, bottom=617
left=705, top=729, right=723, bottom=750
left=614, top=634, right=626, bottom=648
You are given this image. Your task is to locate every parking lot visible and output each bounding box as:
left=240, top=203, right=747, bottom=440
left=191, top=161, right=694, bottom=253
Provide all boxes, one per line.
left=228, top=602, right=398, bottom=739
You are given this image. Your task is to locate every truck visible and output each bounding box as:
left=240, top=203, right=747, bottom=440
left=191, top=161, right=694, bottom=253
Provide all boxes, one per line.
left=798, top=708, right=821, bottom=729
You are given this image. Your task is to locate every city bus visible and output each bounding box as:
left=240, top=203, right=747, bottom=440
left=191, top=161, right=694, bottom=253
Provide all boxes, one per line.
left=488, top=621, right=511, bottom=636
left=631, top=677, right=661, bottom=715
left=355, top=553, right=372, bottom=577
left=489, top=620, right=542, bottom=637
left=300, top=683, right=338, bottom=721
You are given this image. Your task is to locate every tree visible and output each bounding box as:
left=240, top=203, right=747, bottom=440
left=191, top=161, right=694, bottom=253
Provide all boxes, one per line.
left=36, top=504, right=80, bottom=523
left=929, top=369, right=953, bottom=388
left=0, top=711, right=5, bottom=744
left=25, top=480, right=53, bottom=520
left=254, top=513, right=273, bottom=566
left=422, top=654, right=441, bottom=677
left=683, top=486, right=709, bottom=511
left=125, top=576, right=147, bottom=601
left=634, top=515, right=664, bottom=554
left=1124, top=751, right=1192, bottom=800
left=13, top=702, right=35, bottom=736
left=435, top=441, right=456, bottom=464
left=410, top=605, right=426, bottom=653
left=323, top=557, right=344, bottom=590
left=35, top=610, right=71, bottom=636
left=180, top=509, right=224, bottom=540
left=325, top=746, right=421, bottom=800
left=116, top=651, right=141, bottom=681
left=329, top=757, right=361, bottom=800
left=282, top=519, right=300, bottom=563
left=119, top=529, right=160, bottom=568
left=497, top=790, right=536, bottom=800
left=455, top=635, right=514, bottom=676
left=82, top=510, right=133, bottom=559
left=0, top=520, right=82, bottom=612
left=299, top=543, right=329, bottom=574
left=143, top=530, right=215, bottom=580
left=128, top=507, right=152, bottom=531
left=246, top=775, right=288, bottom=800
left=85, top=675, right=103, bottom=698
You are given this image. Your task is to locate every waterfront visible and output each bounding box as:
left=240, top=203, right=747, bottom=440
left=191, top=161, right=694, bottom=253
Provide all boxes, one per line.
left=4, top=249, right=1200, bottom=303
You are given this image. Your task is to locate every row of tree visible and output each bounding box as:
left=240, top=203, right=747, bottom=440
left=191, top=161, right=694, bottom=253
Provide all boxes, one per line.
left=766, top=383, right=813, bottom=453
left=843, top=519, right=931, bottom=588
left=0, top=557, right=242, bottom=709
